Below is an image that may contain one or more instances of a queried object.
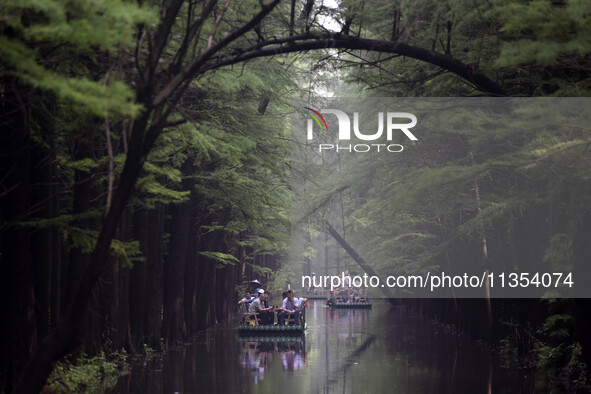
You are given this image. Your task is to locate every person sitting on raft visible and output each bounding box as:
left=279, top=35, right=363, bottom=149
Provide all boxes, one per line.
left=263, top=290, right=271, bottom=307
left=250, top=279, right=262, bottom=296
left=293, top=292, right=308, bottom=309
left=238, top=291, right=254, bottom=306
left=277, top=290, right=300, bottom=325
left=293, top=292, right=307, bottom=324
left=249, top=289, right=274, bottom=325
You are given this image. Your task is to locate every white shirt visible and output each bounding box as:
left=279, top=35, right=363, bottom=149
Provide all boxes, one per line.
left=282, top=297, right=297, bottom=310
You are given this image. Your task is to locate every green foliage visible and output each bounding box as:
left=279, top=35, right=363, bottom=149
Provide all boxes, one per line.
left=496, top=0, right=591, bottom=65
left=199, top=251, right=240, bottom=268
left=251, top=264, right=273, bottom=277
left=14, top=210, right=142, bottom=269
left=111, top=239, right=143, bottom=269
left=64, top=158, right=102, bottom=173
left=493, top=0, right=591, bottom=94
left=69, top=228, right=143, bottom=269
left=266, top=264, right=297, bottom=298
left=136, top=174, right=191, bottom=207
left=161, top=63, right=295, bottom=256
left=535, top=313, right=590, bottom=391
left=46, top=349, right=129, bottom=394
left=0, top=0, right=156, bottom=116
left=333, top=0, right=501, bottom=96
left=498, top=336, right=520, bottom=368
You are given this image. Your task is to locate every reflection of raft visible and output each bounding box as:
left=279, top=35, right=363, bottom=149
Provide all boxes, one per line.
left=327, top=298, right=372, bottom=308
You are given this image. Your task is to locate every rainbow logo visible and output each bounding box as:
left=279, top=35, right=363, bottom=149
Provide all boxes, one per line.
left=304, top=107, right=328, bottom=132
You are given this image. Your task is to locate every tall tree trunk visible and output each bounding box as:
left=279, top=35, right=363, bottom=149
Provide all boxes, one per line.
left=184, top=195, right=198, bottom=334
left=471, top=151, right=492, bottom=339
left=144, top=205, right=164, bottom=350
left=130, top=207, right=148, bottom=354
left=31, top=141, right=55, bottom=345
left=64, top=138, right=93, bottom=309
left=163, top=190, right=191, bottom=346
left=195, top=227, right=217, bottom=330
left=49, top=140, right=62, bottom=328
left=112, top=209, right=132, bottom=350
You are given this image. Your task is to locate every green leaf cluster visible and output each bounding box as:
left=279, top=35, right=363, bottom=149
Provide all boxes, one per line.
left=1, top=0, right=156, bottom=116
left=46, top=349, right=129, bottom=394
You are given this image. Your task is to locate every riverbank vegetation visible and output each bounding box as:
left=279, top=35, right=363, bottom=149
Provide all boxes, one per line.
left=45, top=350, right=129, bottom=394
left=1, top=0, right=590, bottom=392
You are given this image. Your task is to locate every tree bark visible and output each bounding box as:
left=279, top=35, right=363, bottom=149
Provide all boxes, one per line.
left=129, top=207, right=148, bottom=354
left=163, top=176, right=192, bottom=346
left=471, top=151, right=492, bottom=339
left=184, top=194, right=198, bottom=334
left=144, top=205, right=164, bottom=350
left=31, top=141, right=54, bottom=346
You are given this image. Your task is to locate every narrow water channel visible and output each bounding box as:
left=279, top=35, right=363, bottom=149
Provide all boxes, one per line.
left=114, top=300, right=543, bottom=393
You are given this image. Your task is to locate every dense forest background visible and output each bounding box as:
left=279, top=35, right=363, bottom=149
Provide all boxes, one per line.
left=1, top=0, right=590, bottom=392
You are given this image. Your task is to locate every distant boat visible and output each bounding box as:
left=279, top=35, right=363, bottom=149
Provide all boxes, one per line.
left=301, top=294, right=327, bottom=299
left=327, top=291, right=372, bottom=308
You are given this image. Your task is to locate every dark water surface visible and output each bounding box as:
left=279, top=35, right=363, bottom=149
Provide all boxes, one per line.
left=115, top=300, right=544, bottom=393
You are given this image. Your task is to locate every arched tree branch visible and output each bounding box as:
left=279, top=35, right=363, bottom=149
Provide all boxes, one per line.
left=199, top=33, right=506, bottom=96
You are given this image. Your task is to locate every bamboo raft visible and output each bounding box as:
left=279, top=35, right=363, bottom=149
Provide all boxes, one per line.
left=238, top=304, right=307, bottom=334
left=237, top=322, right=307, bottom=333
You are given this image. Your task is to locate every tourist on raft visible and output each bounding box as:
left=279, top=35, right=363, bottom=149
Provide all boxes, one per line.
left=249, top=289, right=274, bottom=325
left=238, top=290, right=254, bottom=306
left=250, top=279, right=262, bottom=295
left=278, top=290, right=300, bottom=325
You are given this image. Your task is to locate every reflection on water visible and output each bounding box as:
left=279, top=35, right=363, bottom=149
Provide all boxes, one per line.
left=240, top=340, right=305, bottom=382
left=114, top=300, right=545, bottom=393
